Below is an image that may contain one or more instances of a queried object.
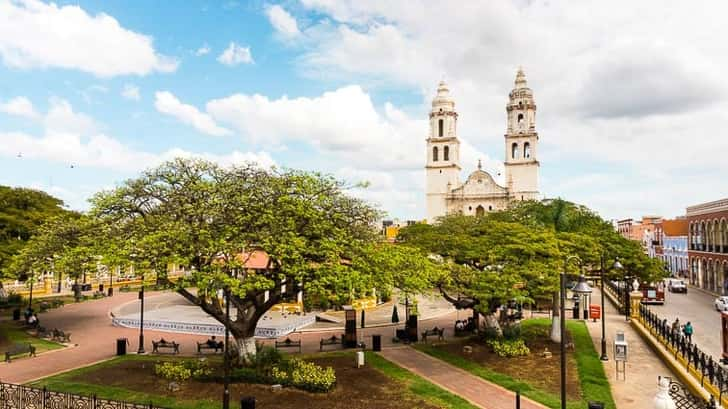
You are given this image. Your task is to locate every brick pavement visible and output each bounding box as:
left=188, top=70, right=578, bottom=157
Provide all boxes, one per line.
left=584, top=288, right=673, bottom=409
left=379, top=346, right=547, bottom=409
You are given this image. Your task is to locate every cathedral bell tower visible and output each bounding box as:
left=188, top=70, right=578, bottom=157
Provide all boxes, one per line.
left=504, top=68, right=539, bottom=201
left=425, top=81, right=461, bottom=223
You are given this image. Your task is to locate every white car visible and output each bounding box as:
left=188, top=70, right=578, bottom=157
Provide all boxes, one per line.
left=667, top=279, right=687, bottom=293
left=715, top=296, right=728, bottom=311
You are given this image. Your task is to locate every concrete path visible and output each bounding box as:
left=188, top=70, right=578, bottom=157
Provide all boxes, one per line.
left=379, top=346, right=547, bottom=409
left=584, top=288, right=673, bottom=409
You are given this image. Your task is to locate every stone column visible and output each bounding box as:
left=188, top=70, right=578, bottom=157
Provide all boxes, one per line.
left=630, top=291, right=643, bottom=320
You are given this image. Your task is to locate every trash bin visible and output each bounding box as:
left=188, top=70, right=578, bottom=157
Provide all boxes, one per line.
left=116, top=338, right=127, bottom=356
left=240, top=396, right=255, bottom=409
left=587, top=402, right=605, bottom=409
left=372, top=334, right=382, bottom=352
left=12, top=308, right=21, bottom=321
left=108, top=287, right=114, bottom=297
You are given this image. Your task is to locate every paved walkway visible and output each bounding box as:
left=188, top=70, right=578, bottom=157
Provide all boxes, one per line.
left=584, top=288, right=673, bottom=409
left=0, top=290, right=460, bottom=383
left=379, top=346, right=547, bottom=409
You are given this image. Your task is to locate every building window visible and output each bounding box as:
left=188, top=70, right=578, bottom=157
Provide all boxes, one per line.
left=444, top=146, right=449, bottom=161
left=438, top=119, right=444, bottom=137
left=524, top=142, right=531, bottom=158
left=511, top=143, right=519, bottom=159
left=488, top=205, right=492, bottom=211
left=518, top=113, right=524, bottom=123
left=433, top=146, right=439, bottom=161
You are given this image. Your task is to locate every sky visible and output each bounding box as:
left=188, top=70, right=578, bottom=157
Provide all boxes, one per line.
left=1, top=0, right=728, bottom=222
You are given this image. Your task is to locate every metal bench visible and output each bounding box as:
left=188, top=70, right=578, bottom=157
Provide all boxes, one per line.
left=197, top=341, right=224, bottom=354
left=319, top=334, right=344, bottom=351
left=4, top=343, right=36, bottom=362
left=275, top=337, right=302, bottom=353
left=421, top=327, right=444, bottom=343
left=152, top=340, right=180, bottom=354
left=52, top=329, right=71, bottom=343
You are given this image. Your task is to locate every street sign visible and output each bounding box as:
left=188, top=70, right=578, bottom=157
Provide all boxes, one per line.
left=589, top=304, right=601, bottom=320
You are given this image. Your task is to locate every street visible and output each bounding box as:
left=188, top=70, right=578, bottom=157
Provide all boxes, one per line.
left=650, top=286, right=723, bottom=359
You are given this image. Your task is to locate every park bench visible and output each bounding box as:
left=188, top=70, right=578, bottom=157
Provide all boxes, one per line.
left=4, top=342, right=36, bottom=362
left=197, top=341, right=224, bottom=354
left=51, top=329, right=71, bottom=343
left=275, top=337, right=302, bottom=353
left=319, top=334, right=344, bottom=351
left=421, top=327, right=444, bottom=343
left=152, top=339, right=180, bottom=354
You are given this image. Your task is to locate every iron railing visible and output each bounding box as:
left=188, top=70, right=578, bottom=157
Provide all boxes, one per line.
left=0, top=382, right=165, bottom=409
left=640, top=305, right=728, bottom=406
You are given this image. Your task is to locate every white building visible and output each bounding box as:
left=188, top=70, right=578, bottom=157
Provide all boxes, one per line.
left=425, top=68, right=540, bottom=223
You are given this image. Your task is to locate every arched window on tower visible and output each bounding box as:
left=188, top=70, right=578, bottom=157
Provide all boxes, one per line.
left=524, top=142, right=531, bottom=158
left=511, top=143, right=519, bottom=159
left=518, top=113, right=524, bottom=123
left=444, top=146, right=449, bottom=161
left=433, top=146, right=439, bottom=162
left=438, top=119, right=444, bottom=137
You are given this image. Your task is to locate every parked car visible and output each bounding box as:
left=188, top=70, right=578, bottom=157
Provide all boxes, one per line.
left=715, top=296, right=728, bottom=312
left=667, top=279, right=688, bottom=293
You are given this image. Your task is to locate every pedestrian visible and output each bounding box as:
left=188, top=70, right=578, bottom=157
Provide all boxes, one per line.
left=672, top=318, right=680, bottom=335
left=683, top=321, right=693, bottom=343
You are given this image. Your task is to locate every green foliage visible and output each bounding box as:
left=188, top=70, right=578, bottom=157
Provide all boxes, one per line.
left=486, top=339, right=530, bottom=357
left=154, top=360, right=211, bottom=382
left=501, top=322, right=522, bottom=340
left=0, top=186, right=74, bottom=278
left=271, top=358, right=336, bottom=393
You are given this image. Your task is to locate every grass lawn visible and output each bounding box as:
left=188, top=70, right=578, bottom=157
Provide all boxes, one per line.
left=415, top=318, right=616, bottom=409
left=0, top=321, right=64, bottom=355
left=29, top=352, right=479, bottom=409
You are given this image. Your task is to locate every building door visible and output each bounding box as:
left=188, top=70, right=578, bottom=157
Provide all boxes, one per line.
left=475, top=205, right=485, bottom=217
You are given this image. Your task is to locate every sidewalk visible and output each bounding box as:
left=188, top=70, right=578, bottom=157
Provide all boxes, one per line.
left=379, top=346, right=547, bottom=409
left=583, top=288, right=673, bottom=409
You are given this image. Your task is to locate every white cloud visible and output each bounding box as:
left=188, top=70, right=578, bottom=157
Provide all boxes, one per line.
left=286, top=1, right=728, bottom=219
left=217, top=42, right=254, bottom=66
left=43, top=98, right=97, bottom=135
left=194, top=44, right=211, bottom=56
left=265, top=5, right=301, bottom=37
left=0, top=0, right=178, bottom=77
left=121, top=84, right=141, bottom=101
left=0, top=96, right=39, bottom=119
left=154, top=91, right=232, bottom=137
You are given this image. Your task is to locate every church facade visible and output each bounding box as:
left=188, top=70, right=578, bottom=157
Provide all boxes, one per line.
left=425, top=69, right=540, bottom=223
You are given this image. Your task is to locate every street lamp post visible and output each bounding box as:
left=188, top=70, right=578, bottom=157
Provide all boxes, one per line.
left=132, top=253, right=145, bottom=354
left=561, top=255, right=585, bottom=409
left=223, top=287, right=230, bottom=409
left=600, top=257, right=623, bottom=361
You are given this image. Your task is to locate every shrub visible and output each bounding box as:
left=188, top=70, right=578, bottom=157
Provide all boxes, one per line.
left=154, top=359, right=212, bottom=382
left=501, top=323, right=522, bottom=340
left=486, top=339, right=530, bottom=357
left=271, top=358, right=336, bottom=392
left=480, top=326, right=500, bottom=340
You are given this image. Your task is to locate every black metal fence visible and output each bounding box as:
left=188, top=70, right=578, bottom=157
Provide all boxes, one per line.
left=0, top=382, right=165, bottom=409
left=604, top=280, right=625, bottom=312
left=639, top=305, right=728, bottom=406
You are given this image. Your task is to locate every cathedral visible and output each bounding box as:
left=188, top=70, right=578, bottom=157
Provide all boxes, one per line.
left=425, top=68, right=540, bottom=223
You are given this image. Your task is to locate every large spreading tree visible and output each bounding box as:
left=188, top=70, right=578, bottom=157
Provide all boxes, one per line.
left=87, top=158, right=441, bottom=361
left=399, top=198, right=666, bottom=341
left=0, top=186, right=73, bottom=278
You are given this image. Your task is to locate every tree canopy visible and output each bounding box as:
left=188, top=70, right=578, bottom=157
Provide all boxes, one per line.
left=398, top=198, right=667, bottom=323
left=82, top=158, right=440, bottom=360
left=0, top=185, right=74, bottom=278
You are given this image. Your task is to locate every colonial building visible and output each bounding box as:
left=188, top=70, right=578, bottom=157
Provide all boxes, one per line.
left=425, top=69, right=540, bottom=223
left=658, top=218, right=689, bottom=277
left=616, top=216, right=662, bottom=254
left=687, top=198, right=728, bottom=294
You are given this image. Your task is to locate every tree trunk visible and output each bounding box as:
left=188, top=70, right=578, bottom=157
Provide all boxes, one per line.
left=550, top=291, right=561, bottom=343
left=484, top=312, right=502, bottom=337
left=234, top=336, right=257, bottom=364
